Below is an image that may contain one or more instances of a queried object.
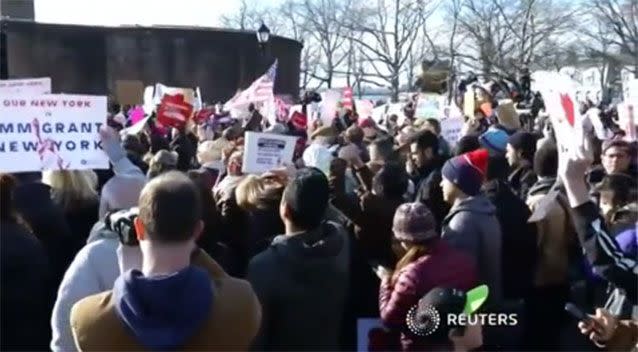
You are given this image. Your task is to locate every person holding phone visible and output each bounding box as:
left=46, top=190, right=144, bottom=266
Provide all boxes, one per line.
left=577, top=308, right=637, bottom=351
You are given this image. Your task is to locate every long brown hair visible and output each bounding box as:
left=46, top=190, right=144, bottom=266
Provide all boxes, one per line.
left=390, top=243, right=432, bottom=286
left=0, top=173, right=30, bottom=231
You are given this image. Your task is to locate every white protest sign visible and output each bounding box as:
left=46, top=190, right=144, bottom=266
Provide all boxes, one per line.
left=0, top=77, right=52, bottom=96
left=320, top=90, right=342, bottom=126
left=355, top=99, right=374, bottom=119
left=440, top=117, right=464, bottom=147
left=153, top=83, right=196, bottom=105
left=535, top=72, right=584, bottom=157
left=0, top=94, right=108, bottom=172
left=618, top=103, right=637, bottom=142
left=415, top=93, right=443, bottom=119
left=624, top=79, right=638, bottom=103
left=242, top=132, right=298, bottom=174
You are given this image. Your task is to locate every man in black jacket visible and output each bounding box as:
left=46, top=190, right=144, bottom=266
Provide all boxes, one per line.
left=246, top=168, right=350, bottom=350
left=407, top=131, right=449, bottom=230
left=506, top=131, right=537, bottom=199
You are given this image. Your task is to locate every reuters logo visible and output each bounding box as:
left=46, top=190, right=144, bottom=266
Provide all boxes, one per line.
left=406, top=304, right=440, bottom=336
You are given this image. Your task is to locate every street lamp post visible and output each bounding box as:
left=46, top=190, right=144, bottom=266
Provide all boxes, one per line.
left=256, top=23, right=270, bottom=54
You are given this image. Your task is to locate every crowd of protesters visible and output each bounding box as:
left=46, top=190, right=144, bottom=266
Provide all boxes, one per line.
left=1, top=85, right=637, bottom=352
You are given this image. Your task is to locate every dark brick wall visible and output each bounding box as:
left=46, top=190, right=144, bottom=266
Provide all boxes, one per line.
left=1, top=20, right=302, bottom=103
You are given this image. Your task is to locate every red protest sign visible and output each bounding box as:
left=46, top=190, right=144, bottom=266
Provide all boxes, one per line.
left=194, top=106, right=214, bottom=124
left=156, top=94, right=193, bottom=129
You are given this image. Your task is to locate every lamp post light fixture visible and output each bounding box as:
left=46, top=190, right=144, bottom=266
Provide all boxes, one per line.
left=256, top=23, right=270, bottom=45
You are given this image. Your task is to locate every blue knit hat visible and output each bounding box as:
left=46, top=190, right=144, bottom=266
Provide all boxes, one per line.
left=442, top=149, right=489, bottom=196
left=479, top=126, right=508, bottom=155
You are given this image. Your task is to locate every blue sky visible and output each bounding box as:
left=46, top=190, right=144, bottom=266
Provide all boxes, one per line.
left=34, top=0, right=280, bottom=27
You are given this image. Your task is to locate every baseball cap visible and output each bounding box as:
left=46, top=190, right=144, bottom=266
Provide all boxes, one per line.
left=406, top=285, right=489, bottom=338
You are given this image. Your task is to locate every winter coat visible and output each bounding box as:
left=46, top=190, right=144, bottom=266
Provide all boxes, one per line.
left=246, top=221, right=350, bottom=351
left=1, top=222, right=50, bottom=351
left=12, top=182, right=75, bottom=300
left=442, top=195, right=503, bottom=303
left=571, top=201, right=637, bottom=304
left=608, top=202, right=638, bottom=237
left=411, top=162, right=449, bottom=232
left=616, top=228, right=638, bottom=258
left=508, top=160, right=537, bottom=200
left=483, top=179, right=537, bottom=299
left=379, top=240, right=478, bottom=351
left=70, top=250, right=261, bottom=351
left=526, top=179, right=578, bottom=287
left=50, top=222, right=122, bottom=352
left=62, top=199, right=99, bottom=256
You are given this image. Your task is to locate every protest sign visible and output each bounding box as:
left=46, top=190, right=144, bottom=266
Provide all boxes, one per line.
left=115, top=80, right=144, bottom=106
left=320, top=90, right=342, bottom=126
left=463, top=88, right=475, bottom=118
left=415, top=93, right=442, bottom=119
left=342, top=87, right=354, bottom=110
left=617, top=102, right=636, bottom=142
left=156, top=94, right=194, bottom=129
left=624, top=79, right=638, bottom=103
left=242, top=132, right=298, bottom=174
left=496, top=99, right=520, bottom=130
left=0, top=77, right=52, bottom=96
left=535, top=72, right=584, bottom=156
left=440, top=116, right=464, bottom=147
left=0, top=94, right=108, bottom=172
left=154, top=83, right=196, bottom=105
left=355, top=99, right=374, bottom=119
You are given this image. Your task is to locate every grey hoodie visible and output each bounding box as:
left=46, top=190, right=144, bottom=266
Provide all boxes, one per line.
left=442, top=195, right=503, bottom=302
left=246, top=221, right=350, bottom=351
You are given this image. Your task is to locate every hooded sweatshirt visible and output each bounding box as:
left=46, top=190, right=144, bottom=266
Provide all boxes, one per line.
left=70, top=250, right=261, bottom=351
left=442, top=195, right=503, bottom=303
left=246, top=221, right=350, bottom=351
left=112, top=267, right=212, bottom=350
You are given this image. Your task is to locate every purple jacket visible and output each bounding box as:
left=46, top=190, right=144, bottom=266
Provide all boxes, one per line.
left=379, top=240, right=478, bottom=351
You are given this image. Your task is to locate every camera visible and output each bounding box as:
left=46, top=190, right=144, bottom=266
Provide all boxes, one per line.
left=106, top=207, right=140, bottom=246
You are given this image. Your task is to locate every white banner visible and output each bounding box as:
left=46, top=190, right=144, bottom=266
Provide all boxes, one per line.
left=320, top=90, right=342, bottom=126
left=0, top=77, right=52, bottom=96
left=242, top=132, right=298, bottom=174
left=415, top=93, right=443, bottom=119
left=440, top=117, right=464, bottom=147
left=0, top=94, right=109, bottom=172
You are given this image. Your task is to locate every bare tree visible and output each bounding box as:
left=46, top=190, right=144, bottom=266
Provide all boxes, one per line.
left=456, top=0, right=575, bottom=75
left=346, top=0, right=434, bottom=101
left=586, top=0, right=638, bottom=77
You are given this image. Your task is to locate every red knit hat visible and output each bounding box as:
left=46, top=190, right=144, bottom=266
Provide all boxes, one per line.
left=441, top=149, right=489, bottom=196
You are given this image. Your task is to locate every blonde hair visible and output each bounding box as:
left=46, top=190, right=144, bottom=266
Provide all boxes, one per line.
left=390, top=244, right=431, bottom=286
left=42, top=170, right=98, bottom=211
left=197, top=139, right=232, bottom=164
left=235, top=175, right=284, bottom=210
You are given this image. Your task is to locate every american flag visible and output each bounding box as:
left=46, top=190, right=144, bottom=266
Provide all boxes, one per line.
left=225, top=60, right=278, bottom=109
left=274, top=96, right=290, bottom=121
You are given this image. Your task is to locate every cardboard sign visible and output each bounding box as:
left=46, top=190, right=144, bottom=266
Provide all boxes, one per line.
left=242, top=132, right=298, bottom=174
left=320, top=90, right=342, bottom=126
left=463, top=88, right=475, bottom=118
left=496, top=99, right=520, bottom=129
left=0, top=77, right=51, bottom=95
left=415, top=93, right=442, bottom=119
left=536, top=72, right=584, bottom=156
left=157, top=94, right=194, bottom=129
left=440, top=117, right=464, bottom=147
left=115, top=80, right=144, bottom=106
left=0, top=94, right=108, bottom=172
left=355, top=99, right=374, bottom=119
left=618, top=103, right=636, bottom=142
